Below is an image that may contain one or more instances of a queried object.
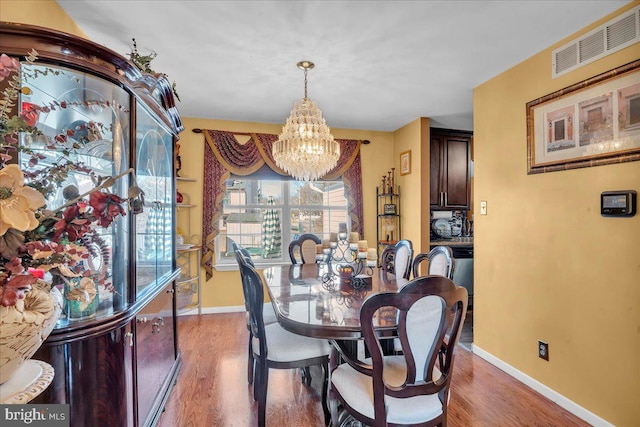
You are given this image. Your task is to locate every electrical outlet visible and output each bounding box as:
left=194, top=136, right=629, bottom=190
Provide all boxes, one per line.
left=538, top=340, right=549, bottom=361
left=480, top=200, right=487, bottom=215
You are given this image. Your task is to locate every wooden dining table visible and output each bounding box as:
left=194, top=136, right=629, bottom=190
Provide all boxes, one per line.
left=263, top=263, right=414, bottom=426
left=263, top=263, right=408, bottom=340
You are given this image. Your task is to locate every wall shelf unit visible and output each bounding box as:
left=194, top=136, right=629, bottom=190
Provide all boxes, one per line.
left=376, top=186, right=401, bottom=266
left=176, top=246, right=202, bottom=315
left=175, top=176, right=201, bottom=315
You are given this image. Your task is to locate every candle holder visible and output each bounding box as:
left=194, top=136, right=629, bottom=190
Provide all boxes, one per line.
left=319, top=233, right=374, bottom=290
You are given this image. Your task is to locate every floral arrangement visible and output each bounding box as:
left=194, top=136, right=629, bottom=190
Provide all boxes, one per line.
left=0, top=50, right=139, bottom=308
left=129, top=38, right=181, bottom=102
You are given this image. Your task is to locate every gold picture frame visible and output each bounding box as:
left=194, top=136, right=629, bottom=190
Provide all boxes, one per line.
left=526, top=59, right=640, bottom=174
left=400, top=150, right=411, bottom=175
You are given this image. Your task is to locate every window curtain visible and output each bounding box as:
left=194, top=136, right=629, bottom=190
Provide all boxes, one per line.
left=201, top=129, right=364, bottom=280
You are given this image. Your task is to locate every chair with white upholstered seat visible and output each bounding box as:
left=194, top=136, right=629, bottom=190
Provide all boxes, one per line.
left=380, top=239, right=413, bottom=280
left=412, top=245, right=455, bottom=279
left=330, top=275, right=467, bottom=427
left=236, top=250, right=331, bottom=427
left=392, top=245, right=456, bottom=354
left=232, top=241, right=277, bottom=387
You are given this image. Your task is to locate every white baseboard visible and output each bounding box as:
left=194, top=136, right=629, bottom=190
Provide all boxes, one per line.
left=472, top=345, right=614, bottom=427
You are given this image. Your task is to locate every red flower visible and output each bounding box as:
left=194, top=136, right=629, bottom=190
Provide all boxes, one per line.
left=5, top=257, right=25, bottom=275
left=0, top=272, right=38, bottom=307
left=53, top=205, right=92, bottom=242
left=27, top=267, right=44, bottom=279
left=89, top=191, right=126, bottom=228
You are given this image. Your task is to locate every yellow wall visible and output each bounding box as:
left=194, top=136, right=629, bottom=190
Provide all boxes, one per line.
left=179, top=117, right=395, bottom=308
left=473, top=3, right=640, bottom=426
left=0, top=0, right=87, bottom=37
left=392, top=117, right=430, bottom=253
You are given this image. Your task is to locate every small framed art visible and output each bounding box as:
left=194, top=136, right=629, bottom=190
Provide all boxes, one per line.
left=383, top=204, right=396, bottom=215
left=400, top=150, right=411, bottom=175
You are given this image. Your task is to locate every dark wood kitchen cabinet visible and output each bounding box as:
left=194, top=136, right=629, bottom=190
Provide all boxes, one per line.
left=430, top=128, right=472, bottom=210
left=1, top=22, right=184, bottom=427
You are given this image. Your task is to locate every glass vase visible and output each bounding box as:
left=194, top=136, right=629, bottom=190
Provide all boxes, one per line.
left=63, top=276, right=99, bottom=321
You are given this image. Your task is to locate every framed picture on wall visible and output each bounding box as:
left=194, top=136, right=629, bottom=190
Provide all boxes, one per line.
left=400, top=150, right=411, bottom=175
left=526, top=59, right=640, bottom=174
left=383, top=203, right=396, bottom=215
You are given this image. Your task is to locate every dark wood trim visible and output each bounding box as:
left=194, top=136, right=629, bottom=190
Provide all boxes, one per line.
left=42, top=270, right=180, bottom=345
left=143, top=355, right=182, bottom=427
left=0, top=22, right=183, bottom=135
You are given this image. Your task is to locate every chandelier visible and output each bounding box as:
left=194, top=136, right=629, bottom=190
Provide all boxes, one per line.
left=273, top=61, right=340, bottom=181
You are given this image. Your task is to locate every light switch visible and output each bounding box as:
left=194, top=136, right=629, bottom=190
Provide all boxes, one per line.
left=480, top=200, right=487, bottom=215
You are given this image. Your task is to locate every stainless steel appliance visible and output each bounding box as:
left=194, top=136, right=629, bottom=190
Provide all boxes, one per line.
left=451, top=246, right=473, bottom=307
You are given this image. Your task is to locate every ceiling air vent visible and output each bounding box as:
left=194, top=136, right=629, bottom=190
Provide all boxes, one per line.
left=607, top=13, right=637, bottom=50
left=554, top=44, right=577, bottom=75
left=552, top=4, right=640, bottom=78
left=579, top=30, right=605, bottom=63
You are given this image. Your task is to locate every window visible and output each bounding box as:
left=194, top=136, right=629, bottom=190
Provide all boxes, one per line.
left=216, top=178, right=348, bottom=268
left=587, top=107, right=603, bottom=131
left=629, top=95, right=640, bottom=126
left=552, top=118, right=566, bottom=142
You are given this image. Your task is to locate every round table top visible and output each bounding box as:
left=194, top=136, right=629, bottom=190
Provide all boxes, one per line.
left=0, top=359, right=54, bottom=404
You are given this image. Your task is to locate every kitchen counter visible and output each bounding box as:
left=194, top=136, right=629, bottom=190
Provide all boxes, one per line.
left=430, top=236, right=474, bottom=248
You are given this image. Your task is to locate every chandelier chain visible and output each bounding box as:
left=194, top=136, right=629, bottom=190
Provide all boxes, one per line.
left=303, top=67, right=308, bottom=99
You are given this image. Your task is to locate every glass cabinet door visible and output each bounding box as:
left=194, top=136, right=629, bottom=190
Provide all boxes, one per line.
left=135, top=281, right=176, bottom=425
left=135, top=101, right=174, bottom=296
left=19, top=64, right=131, bottom=325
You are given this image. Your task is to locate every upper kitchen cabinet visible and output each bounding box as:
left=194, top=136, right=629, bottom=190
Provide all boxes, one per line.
left=430, top=128, right=473, bottom=210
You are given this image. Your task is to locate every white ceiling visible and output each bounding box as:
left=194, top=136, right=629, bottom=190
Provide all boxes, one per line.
left=57, top=0, right=630, bottom=132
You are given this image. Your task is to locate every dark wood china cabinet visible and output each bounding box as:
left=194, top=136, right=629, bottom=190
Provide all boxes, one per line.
left=0, top=22, right=184, bottom=427
left=429, top=128, right=472, bottom=210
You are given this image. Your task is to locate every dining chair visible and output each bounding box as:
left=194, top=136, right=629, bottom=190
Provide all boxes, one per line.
left=412, top=245, right=455, bottom=279
left=231, top=241, right=277, bottom=386
left=331, top=275, right=468, bottom=427
left=393, top=245, right=455, bottom=354
left=236, top=252, right=331, bottom=427
left=288, top=233, right=321, bottom=264
left=381, top=239, right=413, bottom=279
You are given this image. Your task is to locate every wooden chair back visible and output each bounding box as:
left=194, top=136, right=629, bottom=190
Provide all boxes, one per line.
left=288, top=233, right=321, bottom=264
left=359, top=275, right=467, bottom=425
left=236, top=251, right=268, bottom=357
left=381, top=239, right=414, bottom=279
left=412, top=245, right=455, bottom=279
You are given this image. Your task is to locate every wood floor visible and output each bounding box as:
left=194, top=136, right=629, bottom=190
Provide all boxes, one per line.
left=157, top=313, right=590, bottom=427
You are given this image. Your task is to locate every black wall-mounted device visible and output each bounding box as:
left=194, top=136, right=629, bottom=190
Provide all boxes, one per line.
left=601, top=190, right=636, bottom=217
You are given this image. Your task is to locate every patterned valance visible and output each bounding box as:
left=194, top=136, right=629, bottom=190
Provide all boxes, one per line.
left=201, top=130, right=364, bottom=280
